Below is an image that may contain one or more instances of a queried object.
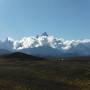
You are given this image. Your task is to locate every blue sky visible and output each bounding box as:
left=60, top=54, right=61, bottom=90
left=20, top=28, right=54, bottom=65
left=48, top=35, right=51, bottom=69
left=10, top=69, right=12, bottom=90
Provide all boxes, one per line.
left=0, top=0, right=90, bottom=40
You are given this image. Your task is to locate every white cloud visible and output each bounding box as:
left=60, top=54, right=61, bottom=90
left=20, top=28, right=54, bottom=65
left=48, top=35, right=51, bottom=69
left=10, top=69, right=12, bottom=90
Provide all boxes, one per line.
left=0, top=33, right=90, bottom=57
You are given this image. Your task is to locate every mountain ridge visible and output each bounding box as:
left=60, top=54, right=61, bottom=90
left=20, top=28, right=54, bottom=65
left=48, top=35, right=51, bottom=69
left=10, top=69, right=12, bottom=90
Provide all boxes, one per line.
left=0, top=32, right=90, bottom=57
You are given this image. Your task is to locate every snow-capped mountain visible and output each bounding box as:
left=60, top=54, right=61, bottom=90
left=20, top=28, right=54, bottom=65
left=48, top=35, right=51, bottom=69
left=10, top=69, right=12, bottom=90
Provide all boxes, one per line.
left=0, top=32, right=90, bottom=57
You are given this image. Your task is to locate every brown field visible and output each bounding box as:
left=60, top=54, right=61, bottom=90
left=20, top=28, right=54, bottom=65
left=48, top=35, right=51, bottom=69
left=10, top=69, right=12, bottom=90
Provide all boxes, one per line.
left=0, top=53, right=90, bottom=90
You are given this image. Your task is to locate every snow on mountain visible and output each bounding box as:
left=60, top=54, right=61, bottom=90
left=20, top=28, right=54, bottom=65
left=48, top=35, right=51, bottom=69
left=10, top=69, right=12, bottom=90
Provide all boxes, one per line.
left=0, top=33, right=90, bottom=57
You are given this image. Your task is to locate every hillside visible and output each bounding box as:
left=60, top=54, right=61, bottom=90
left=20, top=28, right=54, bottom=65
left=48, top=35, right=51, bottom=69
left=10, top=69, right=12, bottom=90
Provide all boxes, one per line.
left=0, top=52, right=44, bottom=59
left=0, top=52, right=46, bottom=63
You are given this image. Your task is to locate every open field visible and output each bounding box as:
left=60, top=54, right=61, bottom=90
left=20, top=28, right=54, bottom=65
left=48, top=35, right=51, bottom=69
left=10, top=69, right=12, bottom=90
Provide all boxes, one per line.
left=0, top=53, right=90, bottom=90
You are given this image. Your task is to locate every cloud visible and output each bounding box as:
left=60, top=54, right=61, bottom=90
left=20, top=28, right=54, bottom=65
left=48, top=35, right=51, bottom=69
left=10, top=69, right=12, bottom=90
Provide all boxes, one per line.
left=0, top=33, right=90, bottom=57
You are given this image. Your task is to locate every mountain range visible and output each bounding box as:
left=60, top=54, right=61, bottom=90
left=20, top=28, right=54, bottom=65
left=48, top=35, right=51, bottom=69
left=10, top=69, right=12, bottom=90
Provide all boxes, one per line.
left=0, top=32, right=90, bottom=57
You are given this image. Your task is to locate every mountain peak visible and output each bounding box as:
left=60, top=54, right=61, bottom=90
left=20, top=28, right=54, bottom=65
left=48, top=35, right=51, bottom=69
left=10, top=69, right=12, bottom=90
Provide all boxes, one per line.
left=36, top=32, right=48, bottom=38
left=41, top=32, right=48, bottom=36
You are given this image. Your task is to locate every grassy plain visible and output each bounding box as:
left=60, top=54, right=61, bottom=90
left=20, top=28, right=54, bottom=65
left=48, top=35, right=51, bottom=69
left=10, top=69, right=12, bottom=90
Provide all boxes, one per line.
left=0, top=53, right=89, bottom=90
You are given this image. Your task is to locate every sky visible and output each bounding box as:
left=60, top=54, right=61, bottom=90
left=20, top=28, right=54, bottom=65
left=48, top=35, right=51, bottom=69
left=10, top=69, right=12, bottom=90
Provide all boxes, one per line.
left=0, top=0, right=90, bottom=40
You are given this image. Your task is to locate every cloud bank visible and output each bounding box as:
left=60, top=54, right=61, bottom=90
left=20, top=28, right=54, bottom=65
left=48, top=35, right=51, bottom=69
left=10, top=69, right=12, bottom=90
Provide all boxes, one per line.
left=0, top=32, right=90, bottom=57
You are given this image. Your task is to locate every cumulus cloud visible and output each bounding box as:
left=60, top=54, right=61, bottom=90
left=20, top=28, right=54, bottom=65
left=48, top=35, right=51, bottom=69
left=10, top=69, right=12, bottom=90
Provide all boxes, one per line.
left=0, top=33, right=90, bottom=57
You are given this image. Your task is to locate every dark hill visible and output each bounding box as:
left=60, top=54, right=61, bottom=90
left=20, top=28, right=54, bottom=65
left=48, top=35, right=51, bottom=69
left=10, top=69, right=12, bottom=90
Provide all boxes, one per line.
left=0, top=52, right=45, bottom=61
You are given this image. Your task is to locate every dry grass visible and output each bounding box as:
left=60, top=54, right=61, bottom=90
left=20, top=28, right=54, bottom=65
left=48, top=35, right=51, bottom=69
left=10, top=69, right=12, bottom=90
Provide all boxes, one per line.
left=0, top=56, right=89, bottom=90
